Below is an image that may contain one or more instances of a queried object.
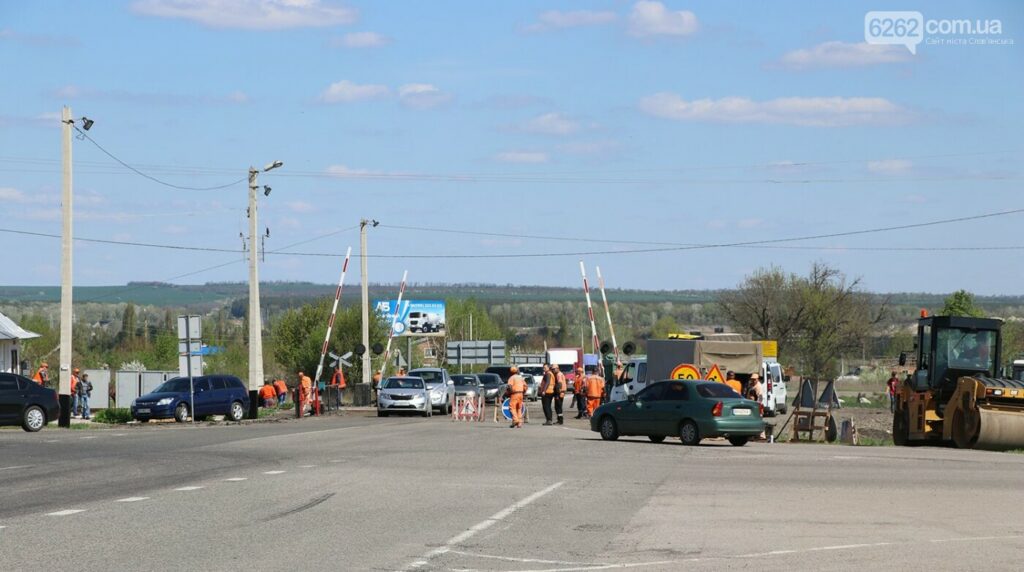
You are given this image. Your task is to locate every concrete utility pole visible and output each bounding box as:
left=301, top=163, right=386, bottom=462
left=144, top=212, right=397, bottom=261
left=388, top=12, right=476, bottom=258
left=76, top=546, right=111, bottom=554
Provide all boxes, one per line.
left=360, top=219, right=372, bottom=385
left=58, top=106, right=73, bottom=427
left=247, top=160, right=282, bottom=419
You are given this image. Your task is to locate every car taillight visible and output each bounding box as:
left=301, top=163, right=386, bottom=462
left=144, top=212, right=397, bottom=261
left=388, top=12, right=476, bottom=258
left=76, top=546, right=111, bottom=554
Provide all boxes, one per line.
left=712, top=401, right=723, bottom=417
left=767, top=380, right=772, bottom=392
left=759, top=403, right=764, bottom=416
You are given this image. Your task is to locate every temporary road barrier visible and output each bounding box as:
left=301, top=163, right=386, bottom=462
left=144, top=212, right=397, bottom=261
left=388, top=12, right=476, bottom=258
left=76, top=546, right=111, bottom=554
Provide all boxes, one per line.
left=451, top=394, right=485, bottom=422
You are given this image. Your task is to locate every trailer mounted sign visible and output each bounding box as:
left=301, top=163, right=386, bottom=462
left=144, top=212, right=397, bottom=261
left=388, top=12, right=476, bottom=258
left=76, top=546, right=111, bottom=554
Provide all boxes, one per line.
left=670, top=364, right=701, bottom=380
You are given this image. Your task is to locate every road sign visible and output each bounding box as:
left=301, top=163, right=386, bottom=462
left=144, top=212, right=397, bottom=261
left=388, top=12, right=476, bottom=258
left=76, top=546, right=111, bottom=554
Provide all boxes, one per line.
left=705, top=364, right=725, bottom=382
left=446, top=340, right=506, bottom=365
left=670, top=363, right=700, bottom=380
left=328, top=351, right=353, bottom=368
left=760, top=340, right=778, bottom=358
left=501, top=398, right=513, bottom=420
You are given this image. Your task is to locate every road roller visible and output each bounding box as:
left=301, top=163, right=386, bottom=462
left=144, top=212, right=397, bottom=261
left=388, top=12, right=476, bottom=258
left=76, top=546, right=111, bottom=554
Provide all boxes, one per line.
left=893, top=315, right=1024, bottom=450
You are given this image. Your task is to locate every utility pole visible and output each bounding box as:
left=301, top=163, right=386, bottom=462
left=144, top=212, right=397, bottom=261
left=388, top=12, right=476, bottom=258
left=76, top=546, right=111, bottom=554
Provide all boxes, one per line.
left=247, top=160, right=282, bottom=419
left=58, top=106, right=73, bottom=428
left=360, top=219, right=379, bottom=385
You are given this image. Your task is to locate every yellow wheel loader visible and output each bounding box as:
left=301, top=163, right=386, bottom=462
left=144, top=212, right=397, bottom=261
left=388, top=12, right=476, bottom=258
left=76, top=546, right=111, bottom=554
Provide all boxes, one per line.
left=894, top=315, right=1024, bottom=450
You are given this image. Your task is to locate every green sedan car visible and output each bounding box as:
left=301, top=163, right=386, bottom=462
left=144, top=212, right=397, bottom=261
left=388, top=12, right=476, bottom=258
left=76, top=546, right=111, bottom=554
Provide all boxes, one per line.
left=590, top=379, right=765, bottom=446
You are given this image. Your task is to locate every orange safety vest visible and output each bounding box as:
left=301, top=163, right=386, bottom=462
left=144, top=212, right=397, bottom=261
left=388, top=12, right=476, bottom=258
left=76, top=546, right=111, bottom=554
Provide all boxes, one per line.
left=507, top=375, right=528, bottom=396
left=273, top=379, right=287, bottom=394
left=555, top=372, right=567, bottom=394
left=33, top=368, right=46, bottom=384
left=573, top=374, right=584, bottom=393
left=332, top=370, right=346, bottom=388
left=71, top=375, right=79, bottom=394
left=542, top=371, right=556, bottom=395
left=300, top=375, right=312, bottom=395
left=726, top=379, right=743, bottom=395
left=586, top=375, right=605, bottom=399
left=259, top=385, right=276, bottom=400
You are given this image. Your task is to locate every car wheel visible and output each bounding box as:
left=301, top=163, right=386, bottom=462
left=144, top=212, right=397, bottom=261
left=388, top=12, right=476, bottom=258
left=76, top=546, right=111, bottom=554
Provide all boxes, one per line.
left=174, top=403, right=190, bottom=423
left=728, top=436, right=749, bottom=447
left=599, top=416, right=619, bottom=441
left=778, top=405, right=788, bottom=415
left=137, top=418, right=149, bottom=423
left=227, top=401, right=245, bottom=422
left=648, top=435, right=665, bottom=444
left=22, top=405, right=46, bottom=432
left=679, top=420, right=700, bottom=446
left=380, top=411, right=389, bottom=417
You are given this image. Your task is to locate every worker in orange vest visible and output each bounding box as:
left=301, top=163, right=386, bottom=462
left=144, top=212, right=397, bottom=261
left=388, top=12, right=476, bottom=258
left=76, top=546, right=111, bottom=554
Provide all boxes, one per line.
left=32, top=362, right=49, bottom=386
left=506, top=366, right=528, bottom=429
left=298, top=370, right=313, bottom=414
left=273, top=379, right=288, bottom=405
left=70, top=368, right=81, bottom=418
left=585, top=370, right=605, bottom=418
left=725, top=370, right=743, bottom=395
left=258, top=379, right=277, bottom=407
left=553, top=366, right=567, bottom=425
left=540, top=364, right=556, bottom=425
left=573, top=366, right=586, bottom=419
left=331, top=367, right=346, bottom=408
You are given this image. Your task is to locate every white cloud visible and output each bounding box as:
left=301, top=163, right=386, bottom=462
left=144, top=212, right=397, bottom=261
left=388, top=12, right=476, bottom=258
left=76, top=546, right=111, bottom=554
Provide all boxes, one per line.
left=639, top=93, right=907, bottom=127
left=130, top=0, right=357, bottom=30
left=53, top=84, right=251, bottom=105
left=522, top=112, right=580, bottom=136
left=334, top=31, right=389, bottom=48
left=55, top=85, right=81, bottom=98
left=325, top=164, right=406, bottom=179
left=494, top=151, right=549, bottom=164
left=525, top=10, right=617, bottom=32
left=777, top=41, right=913, bottom=70
left=287, top=201, right=315, bottom=213
left=867, top=159, right=913, bottom=174
left=0, top=187, right=54, bottom=204
left=320, top=80, right=389, bottom=103
left=628, top=1, right=698, bottom=37
left=397, top=83, right=452, bottom=109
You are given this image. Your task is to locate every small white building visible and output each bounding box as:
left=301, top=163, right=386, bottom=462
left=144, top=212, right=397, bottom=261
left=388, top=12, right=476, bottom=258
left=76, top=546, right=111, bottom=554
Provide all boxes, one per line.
left=0, top=311, right=40, bottom=375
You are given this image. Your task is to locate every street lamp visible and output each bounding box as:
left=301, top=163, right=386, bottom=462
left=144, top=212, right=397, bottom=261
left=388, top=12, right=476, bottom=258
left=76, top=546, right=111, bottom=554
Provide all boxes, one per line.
left=246, top=160, right=282, bottom=419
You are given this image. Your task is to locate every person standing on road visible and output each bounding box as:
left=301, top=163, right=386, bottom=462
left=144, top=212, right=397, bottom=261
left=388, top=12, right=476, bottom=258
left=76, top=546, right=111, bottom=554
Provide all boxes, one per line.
left=584, top=370, right=605, bottom=418
left=725, top=371, right=743, bottom=396
left=259, top=379, right=277, bottom=408
left=70, top=368, right=81, bottom=418
left=506, top=366, right=528, bottom=429
left=573, top=367, right=586, bottom=418
left=540, top=364, right=555, bottom=425
left=32, top=362, right=49, bottom=386
left=747, top=373, right=764, bottom=402
left=77, top=373, right=92, bottom=420
left=553, top=366, right=567, bottom=425
left=331, top=366, right=347, bottom=408
left=273, top=378, right=288, bottom=405
left=887, top=371, right=900, bottom=413
left=298, top=370, right=313, bottom=414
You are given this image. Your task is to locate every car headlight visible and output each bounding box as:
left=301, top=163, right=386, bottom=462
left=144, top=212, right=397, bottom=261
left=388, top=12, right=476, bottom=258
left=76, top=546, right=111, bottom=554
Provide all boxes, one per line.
left=156, top=397, right=174, bottom=406
left=432, top=387, right=444, bottom=396
left=131, top=399, right=137, bottom=407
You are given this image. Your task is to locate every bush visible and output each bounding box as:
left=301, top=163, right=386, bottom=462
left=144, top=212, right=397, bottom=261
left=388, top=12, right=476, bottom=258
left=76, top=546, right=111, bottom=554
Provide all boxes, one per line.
left=93, top=408, right=132, bottom=424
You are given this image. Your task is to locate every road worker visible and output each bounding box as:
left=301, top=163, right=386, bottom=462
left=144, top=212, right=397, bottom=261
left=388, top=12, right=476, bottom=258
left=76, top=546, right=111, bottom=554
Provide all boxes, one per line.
left=585, top=370, right=605, bottom=418
left=331, top=366, right=346, bottom=408
left=71, top=368, right=81, bottom=418
left=259, top=379, right=277, bottom=408
left=540, top=364, right=556, bottom=425
left=273, top=378, right=288, bottom=405
left=506, top=366, right=528, bottom=429
left=725, top=370, right=743, bottom=396
left=298, top=370, right=313, bottom=414
left=553, top=366, right=567, bottom=425
left=573, top=366, right=586, bottom=419
left=32, top=362, right=49, bottom=386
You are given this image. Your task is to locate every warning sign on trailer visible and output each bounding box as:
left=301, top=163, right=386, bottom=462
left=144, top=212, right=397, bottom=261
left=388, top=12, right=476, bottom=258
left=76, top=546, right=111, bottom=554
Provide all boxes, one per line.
left=670, top=364, right=701, bottom=380
left=705, top=364, right=724, bottom=382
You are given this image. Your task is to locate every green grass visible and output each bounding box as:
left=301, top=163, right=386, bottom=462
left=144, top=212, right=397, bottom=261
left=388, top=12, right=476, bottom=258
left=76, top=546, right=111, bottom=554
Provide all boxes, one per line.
left=93, top=408, right=132, bottom=424
left=857, top=436, right=894, bottom=446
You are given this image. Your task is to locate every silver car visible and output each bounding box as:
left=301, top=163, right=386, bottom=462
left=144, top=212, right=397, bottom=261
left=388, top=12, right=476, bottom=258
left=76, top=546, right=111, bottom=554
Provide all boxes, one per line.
left=451, top=374, right=483, bottom=400
left=377, top=376, right=431, bottom=417
left=408, top=368, right=455, bottom=414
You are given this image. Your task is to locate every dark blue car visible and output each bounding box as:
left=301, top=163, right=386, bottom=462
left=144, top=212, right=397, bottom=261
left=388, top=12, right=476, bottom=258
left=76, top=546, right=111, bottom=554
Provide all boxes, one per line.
left=0, top=373, right=61, bottom=432
left=131, top=375, right=249, bottom=423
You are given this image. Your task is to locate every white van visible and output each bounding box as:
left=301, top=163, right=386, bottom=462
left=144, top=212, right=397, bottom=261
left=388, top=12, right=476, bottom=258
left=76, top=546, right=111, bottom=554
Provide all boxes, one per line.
left=608, top=358, right=648, bottom=402
left=760, top=360, right=787, bottom=416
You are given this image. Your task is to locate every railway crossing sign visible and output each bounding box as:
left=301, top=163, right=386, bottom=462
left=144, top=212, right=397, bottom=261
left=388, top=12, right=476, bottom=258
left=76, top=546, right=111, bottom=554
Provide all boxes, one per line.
left=670, top=363, right=701, bottom=380
left=705, top=364, right=725, bottom=382
left=329, top=351, right=353, bottom=369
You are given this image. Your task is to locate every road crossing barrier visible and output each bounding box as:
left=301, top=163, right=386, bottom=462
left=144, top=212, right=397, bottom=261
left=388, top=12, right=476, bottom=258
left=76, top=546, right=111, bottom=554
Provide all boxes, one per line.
left=451, top=395, right=485, bottom=422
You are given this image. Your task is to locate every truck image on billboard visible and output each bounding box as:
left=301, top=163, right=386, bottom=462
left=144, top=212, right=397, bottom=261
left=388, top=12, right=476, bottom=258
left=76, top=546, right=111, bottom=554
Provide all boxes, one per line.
left=374, top=300, right=447, bottom=336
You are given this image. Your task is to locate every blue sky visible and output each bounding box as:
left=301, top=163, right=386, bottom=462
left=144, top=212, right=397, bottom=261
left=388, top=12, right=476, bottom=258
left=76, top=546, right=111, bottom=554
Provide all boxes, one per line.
left=1, top=0, right=1022, bottom=294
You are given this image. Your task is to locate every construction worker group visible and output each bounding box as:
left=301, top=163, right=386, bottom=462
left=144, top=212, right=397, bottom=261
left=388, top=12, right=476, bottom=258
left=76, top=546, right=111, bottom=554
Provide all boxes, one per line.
left=510, top=363, right=607, bottom=428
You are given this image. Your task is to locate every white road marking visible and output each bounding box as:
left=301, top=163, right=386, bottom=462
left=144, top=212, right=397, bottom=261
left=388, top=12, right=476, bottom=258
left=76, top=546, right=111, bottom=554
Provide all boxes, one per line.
left=405, top=481, right=565, bottom=570
left=116, top=497, right=149, bottom=503
left=0, top=465, right=33, bottom=471
left=448, top=551, right=594, bottom=565
left=224, top=477, right=247, bottom=482
left=47, top=509, right=85, bottom=516
left=299, top=465, right=315, bottom=468
left=175, top=486, right=204, bottom=491
left=80, top=436, right=97, bottom=439
left=263, top=470, right=286, bottom=475
left=44, top=439, right=60, bottom=443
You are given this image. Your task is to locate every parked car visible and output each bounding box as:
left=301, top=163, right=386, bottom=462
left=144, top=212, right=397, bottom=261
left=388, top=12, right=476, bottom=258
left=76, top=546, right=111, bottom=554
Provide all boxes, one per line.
left=516, top=364, right=543, bottom=401
left=590, top=380, right=765, bottom=446
left=0, top=373, right=60, bottom=432
left=377, top=376, right=431, bottom=417
left=408, top=368, right=455, bottom=414
left=131, top=375, right=249, bottom=423
left=485, top=365, right=539, bottom=401
left=477, top=372, right=506, bottom=403
left=451, top=374, right=482, bottom=399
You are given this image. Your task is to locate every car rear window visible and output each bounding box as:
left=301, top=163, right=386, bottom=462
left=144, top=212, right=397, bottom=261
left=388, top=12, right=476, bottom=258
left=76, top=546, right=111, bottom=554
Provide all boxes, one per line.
left=696, top=383, right=741, bottom=399
left=411, top=370, right=444, bottom=384
left=0, top=375, right=19, bottom=391
left=212, top=378, right=228, bottom=390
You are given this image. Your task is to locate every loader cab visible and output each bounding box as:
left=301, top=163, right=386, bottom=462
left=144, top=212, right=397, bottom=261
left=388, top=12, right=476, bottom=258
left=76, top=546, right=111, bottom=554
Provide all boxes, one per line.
left=914, top=316, right=1002, bottom=393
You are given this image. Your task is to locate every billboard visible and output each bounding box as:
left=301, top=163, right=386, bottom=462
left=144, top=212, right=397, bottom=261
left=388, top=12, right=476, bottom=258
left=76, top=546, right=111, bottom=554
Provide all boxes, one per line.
left=374, top=299, right=447, bottom=337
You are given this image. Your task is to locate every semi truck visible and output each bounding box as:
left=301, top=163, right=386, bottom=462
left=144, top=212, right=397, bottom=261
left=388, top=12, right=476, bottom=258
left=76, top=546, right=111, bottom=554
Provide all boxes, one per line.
left=546, top=347, right=583, bottom=384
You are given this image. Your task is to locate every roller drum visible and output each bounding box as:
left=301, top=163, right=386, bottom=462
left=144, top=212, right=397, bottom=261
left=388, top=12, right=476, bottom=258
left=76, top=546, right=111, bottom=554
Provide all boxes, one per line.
left=972, top=408, right=1024, bottom=451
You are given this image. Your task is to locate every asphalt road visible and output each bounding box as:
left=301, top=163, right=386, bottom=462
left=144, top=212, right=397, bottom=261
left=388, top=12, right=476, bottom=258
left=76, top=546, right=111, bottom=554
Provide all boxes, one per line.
left=3, top=399, right=1024, bottom=571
